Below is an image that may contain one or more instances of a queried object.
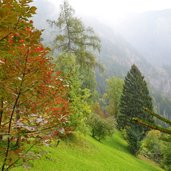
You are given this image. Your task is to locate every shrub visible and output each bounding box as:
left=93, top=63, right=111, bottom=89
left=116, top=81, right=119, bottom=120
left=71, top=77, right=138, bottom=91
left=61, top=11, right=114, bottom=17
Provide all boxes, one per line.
left=87, top=114, right=115, bottom=141
left=139, top=130, right=163, bottom=162
left=161, top=139, right=171, bottom=171
left=140, top=130, right=171, bottom=171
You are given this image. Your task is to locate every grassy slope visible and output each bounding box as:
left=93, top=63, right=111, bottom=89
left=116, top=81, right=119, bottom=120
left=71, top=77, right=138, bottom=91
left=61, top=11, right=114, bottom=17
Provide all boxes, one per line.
left=12, top=132, right=163, bottom=171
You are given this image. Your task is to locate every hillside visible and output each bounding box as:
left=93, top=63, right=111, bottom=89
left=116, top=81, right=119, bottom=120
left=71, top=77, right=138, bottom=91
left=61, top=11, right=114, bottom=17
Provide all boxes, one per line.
left=118, top=9, right=171, bottom=66
left=31, top=2, right=171, bottom=100
left=12, top=132, right=163, bottom=171
left=90, top=21, right=171, bottom=102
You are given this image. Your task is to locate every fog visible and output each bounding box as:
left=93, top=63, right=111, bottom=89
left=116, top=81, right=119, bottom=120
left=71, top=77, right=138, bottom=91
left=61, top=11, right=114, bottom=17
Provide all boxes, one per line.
left=32, top=0, right=171, bottom=66
left=30, top=0, right=171, bottom=108
left=34, top=0, right=171, bottom=26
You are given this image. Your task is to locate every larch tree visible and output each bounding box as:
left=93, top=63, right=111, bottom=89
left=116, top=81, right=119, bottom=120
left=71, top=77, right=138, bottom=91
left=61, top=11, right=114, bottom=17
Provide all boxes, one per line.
left=48, top=0, right=101, bottom=92
left=117, top=64, right=153, bottom=154
left=47, top=0, right=102, bottom=133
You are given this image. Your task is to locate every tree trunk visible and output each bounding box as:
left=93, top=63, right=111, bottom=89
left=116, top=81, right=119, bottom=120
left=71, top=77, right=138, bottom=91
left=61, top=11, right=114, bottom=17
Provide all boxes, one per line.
left=0, top=98, right=3, bottom=141
left=15, top=103, right=21, bottom=148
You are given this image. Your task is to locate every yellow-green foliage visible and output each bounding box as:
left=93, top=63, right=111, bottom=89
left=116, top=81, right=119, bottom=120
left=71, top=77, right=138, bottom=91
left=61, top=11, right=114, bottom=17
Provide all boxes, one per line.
left=140, top=130, right=162, bottom=162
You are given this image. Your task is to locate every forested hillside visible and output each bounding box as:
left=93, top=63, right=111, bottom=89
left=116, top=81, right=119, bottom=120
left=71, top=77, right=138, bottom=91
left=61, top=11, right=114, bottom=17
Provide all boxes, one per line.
left=118, top=9, right=171, bottom=66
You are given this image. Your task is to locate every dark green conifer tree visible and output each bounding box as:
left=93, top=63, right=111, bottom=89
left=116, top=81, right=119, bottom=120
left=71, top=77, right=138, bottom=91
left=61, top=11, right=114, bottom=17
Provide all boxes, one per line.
left=117, top=64, right=153, bottom=154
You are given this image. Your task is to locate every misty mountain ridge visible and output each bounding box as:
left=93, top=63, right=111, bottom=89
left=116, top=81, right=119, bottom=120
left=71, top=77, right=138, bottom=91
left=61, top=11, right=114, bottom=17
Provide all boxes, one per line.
left=32, top=1, right=171, bottom=69
left=83, top=17, right=171, bottom=99
left=117, top=9, right=171, bottom=66
left=31, top=2, right=171, bottom=100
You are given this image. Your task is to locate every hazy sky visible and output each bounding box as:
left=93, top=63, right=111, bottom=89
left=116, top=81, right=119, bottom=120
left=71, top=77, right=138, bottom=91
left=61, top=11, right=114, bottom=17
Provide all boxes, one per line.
left=57, top=0, right=171, bottom=13
left=47, top=0, right=171, bottom=22
left=32, top=0, right=171, bottom=29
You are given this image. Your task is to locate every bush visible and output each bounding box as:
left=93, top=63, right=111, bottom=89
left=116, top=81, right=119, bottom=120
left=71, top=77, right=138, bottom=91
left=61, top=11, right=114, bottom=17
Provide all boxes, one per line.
left=139, top=130, right=171, bottom=171
left=87, top=114, right=115, bottom=141
left=161, top=139, right=171, bottom=171
left=139, top=130, right=163, bottom=162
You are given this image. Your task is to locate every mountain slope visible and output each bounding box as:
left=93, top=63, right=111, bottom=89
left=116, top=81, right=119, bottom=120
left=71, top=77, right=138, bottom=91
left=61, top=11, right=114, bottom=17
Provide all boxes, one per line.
left=90, top=20, right=171, bottom=100
left=31, top=2, right=171, bottom=115
left=118, top=9, right=171, bottom=66
left=12, top=132, right=163, bottom=171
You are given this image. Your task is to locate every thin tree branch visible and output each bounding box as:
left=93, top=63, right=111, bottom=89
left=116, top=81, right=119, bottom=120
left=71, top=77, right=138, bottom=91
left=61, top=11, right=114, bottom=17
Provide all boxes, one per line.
left=1, top=47, right=30, bottom=171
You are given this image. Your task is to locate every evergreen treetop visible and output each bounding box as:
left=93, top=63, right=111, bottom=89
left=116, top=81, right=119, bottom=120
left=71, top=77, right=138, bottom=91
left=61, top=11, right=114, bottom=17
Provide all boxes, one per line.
left=117, top=64, right=153, bottom=154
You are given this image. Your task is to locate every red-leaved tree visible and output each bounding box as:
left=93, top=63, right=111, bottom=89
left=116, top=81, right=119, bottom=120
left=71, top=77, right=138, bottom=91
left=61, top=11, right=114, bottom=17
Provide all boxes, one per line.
left=0, top=0, right=71, bottom=170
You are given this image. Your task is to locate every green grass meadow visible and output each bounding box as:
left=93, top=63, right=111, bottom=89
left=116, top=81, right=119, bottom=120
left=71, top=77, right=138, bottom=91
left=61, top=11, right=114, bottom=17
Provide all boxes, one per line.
left=11, top=132, right=163, bottom=171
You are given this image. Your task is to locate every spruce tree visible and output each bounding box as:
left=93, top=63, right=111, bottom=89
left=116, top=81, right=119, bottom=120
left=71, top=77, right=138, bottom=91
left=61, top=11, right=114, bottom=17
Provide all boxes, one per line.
left=117, top=64, right=153, bottom=154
